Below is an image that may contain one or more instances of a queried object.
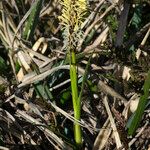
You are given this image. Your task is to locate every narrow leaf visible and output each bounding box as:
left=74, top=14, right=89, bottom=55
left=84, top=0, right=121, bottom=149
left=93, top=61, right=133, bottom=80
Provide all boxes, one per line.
left=23, top=0, right=42, bottom=40
left=128, top=69, right=150, bottom=135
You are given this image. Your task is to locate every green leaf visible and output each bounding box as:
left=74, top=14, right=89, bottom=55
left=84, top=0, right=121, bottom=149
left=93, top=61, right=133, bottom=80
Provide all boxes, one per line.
left=60, top=89, right=71, bottom=105
left=84, top=28, right=96, bottom=44
left=23, top=0, right=42, bottom=40
left=130, top=5, right=142, bottom=30
left=87, top=80, right=98, bottom=93
left=30, top=63, right=53, bottom=101
left=78, top=53, right=92, bottom=107
left=128, top=69, right=150, bottom=135
left=34, top=82, right=48, bottom=100
left=15, top=60, right=21, bottom=73
left=0, top=56, right=7, bottom=74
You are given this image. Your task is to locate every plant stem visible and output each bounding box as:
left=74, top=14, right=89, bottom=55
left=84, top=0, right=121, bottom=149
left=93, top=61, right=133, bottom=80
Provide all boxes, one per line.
left=70, top=50, right=82, bottom=146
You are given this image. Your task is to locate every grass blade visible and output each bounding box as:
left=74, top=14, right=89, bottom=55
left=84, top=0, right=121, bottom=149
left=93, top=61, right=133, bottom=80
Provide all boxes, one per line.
left=78, top=53, right=92, bottom=106
left=128, top=69, right=150, bottom=135
left=23, top=0, right=42, bottom=40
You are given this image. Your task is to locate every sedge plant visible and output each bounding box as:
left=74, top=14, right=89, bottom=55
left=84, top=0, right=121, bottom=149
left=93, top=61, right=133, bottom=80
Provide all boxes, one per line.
left=59, top=0, right=87, bottom=146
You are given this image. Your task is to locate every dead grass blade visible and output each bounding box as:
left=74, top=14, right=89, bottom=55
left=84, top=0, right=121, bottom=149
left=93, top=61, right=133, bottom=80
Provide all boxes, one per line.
left=16, top=110, right=70, bottom=149
left=103, top=96, right=122, bottom=149
left=93, top=119, right=111, bottom=150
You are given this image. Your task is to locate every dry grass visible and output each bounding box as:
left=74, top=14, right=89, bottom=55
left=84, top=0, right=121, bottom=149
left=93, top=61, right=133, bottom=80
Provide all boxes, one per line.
left=0, top=0, right=150, bottom=150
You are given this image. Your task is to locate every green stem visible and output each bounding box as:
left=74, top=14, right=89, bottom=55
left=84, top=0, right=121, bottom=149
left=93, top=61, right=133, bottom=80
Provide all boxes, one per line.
left=70, top=50, right=82, bottom=146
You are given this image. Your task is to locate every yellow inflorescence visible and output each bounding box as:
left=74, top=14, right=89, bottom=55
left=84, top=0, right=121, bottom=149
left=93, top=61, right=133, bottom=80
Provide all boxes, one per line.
left=59, top=0, right=87, bottom=32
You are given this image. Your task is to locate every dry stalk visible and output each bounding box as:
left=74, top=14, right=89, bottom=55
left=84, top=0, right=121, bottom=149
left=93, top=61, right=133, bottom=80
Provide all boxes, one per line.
left=103, top=96, right=122, bottom=149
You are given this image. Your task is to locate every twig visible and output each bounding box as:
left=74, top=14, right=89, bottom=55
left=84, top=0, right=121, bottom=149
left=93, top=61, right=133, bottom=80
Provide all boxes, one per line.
left=0, top=146, right=9, bottom=150
left=136, top=27, right=150, bottom=59
left=48, top=100, right=100, bottom=132
left=78, top=4, right=115, bottom=50
left=93, top=119, right=111, bottom=150
left=50, top=79, right=71, bottom=91
left=103, top=96, right=122, bottom=149
left=81, top=0, right=105, bottom=29
left=16, top=110, right=69, bottom=149
left=18, top=65, right=70, bottom=87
